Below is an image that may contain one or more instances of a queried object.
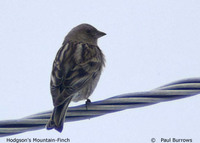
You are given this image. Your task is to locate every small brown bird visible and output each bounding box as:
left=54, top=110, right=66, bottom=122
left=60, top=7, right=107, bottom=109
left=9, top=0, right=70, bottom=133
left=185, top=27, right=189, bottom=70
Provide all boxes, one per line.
left=46, top=24, right=106, bottom=132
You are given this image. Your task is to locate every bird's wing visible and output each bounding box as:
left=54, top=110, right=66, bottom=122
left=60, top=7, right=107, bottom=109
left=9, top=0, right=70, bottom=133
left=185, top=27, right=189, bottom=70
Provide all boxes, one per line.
left=51, top=42, right=104, bottom=107
left=50, top=41, right=73, bottom=106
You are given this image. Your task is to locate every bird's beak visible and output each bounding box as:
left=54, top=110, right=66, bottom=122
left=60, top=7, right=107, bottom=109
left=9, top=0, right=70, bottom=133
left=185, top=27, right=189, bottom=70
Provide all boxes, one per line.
left=96, top=30, right=106, bottom=38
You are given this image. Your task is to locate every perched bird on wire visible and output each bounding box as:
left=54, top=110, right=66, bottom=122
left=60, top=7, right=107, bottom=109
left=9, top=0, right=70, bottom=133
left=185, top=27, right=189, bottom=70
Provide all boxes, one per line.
left=46, top=23, right=106, bottom=132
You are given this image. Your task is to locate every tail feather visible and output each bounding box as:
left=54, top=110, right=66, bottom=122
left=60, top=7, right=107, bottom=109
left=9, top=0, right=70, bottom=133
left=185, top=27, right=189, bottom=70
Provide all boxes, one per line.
left=46, top=97, right=72, bottom=132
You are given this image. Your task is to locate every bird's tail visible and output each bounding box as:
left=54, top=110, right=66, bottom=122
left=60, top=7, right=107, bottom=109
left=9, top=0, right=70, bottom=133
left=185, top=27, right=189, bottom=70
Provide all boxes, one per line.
left=46, top=97, right=72, bottom=132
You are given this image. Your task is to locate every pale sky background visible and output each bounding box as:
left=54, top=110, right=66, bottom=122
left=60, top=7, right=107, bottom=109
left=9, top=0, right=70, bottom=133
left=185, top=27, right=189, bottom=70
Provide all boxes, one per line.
left=0, top=0, right=200, bottom=143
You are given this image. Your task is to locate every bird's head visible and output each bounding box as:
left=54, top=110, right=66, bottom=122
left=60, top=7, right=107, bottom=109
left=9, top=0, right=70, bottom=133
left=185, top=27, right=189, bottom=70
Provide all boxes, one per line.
left=65, top=23, right=106, bottom=46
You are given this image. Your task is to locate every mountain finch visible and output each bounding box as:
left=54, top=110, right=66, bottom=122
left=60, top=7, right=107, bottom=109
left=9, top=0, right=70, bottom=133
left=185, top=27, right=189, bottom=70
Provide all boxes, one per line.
left=46, top=24, right=106, bottom=132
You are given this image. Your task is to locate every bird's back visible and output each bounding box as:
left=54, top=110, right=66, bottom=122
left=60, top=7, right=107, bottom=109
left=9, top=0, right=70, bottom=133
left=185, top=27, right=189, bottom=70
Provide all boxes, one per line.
left=50, top=41, right=105, bottom=106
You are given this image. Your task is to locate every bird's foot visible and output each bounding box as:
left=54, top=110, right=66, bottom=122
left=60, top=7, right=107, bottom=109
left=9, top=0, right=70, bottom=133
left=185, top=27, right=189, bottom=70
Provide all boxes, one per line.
left=85, top=99, right=91, bottom=110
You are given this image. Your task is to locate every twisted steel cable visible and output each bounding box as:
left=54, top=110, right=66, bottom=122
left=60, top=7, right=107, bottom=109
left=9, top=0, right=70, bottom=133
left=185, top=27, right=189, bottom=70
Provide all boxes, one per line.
left=1, top=78, right=200, bottom=137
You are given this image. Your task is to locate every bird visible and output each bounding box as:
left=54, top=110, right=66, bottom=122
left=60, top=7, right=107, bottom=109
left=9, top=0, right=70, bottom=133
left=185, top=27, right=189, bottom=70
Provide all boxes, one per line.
left=46, top=23, right=106, bottom=132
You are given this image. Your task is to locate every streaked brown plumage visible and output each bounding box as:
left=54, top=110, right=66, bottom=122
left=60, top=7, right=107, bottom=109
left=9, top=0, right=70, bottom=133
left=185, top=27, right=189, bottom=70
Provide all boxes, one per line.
left=46, top=24, right=106, bottom=132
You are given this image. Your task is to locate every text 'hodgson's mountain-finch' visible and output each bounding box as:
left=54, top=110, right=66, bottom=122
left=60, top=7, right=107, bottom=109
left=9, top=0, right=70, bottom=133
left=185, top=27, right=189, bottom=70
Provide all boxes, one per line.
left=46, top=24, right=106, bottom=132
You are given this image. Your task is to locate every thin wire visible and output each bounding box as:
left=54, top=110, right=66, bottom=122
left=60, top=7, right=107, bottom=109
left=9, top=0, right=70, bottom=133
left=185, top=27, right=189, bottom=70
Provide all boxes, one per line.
left=0, top=78, right=200, bottom=137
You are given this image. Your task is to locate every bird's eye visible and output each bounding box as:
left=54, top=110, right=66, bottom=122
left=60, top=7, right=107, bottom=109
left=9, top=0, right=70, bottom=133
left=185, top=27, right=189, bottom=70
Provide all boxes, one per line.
left=86, top=29, right=91, bottom=34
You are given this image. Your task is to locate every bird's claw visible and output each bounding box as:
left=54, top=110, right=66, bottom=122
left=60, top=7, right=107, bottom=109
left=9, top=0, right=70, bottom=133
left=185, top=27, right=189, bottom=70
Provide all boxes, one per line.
left=85, top=99, right=91, bottom=110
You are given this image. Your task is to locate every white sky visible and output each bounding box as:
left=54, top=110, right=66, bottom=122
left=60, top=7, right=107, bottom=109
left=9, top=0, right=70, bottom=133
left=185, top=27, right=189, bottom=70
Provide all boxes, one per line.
left=0, top=0, right=200, bottom=142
